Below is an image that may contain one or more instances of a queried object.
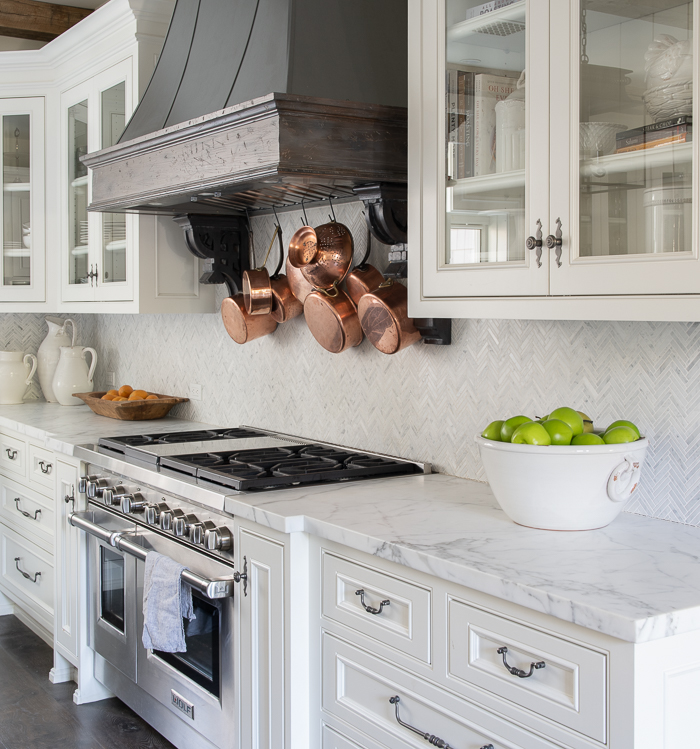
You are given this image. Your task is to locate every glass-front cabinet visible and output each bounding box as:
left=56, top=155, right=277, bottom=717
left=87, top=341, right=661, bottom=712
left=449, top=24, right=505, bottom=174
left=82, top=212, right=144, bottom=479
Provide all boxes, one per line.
left=409, top=0, right=700, bottom=320
left=0, top=98, right=44, bottom=303
left=62, top=60, right=133, bottom=303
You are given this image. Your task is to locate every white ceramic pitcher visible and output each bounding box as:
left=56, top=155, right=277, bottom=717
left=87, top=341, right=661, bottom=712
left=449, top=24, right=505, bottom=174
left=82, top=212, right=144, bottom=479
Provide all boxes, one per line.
left=37, top=317, right=77, bottom=403
left=0, top=351, right=38, bottom=405
left=52, top=346, right=97, bottom=407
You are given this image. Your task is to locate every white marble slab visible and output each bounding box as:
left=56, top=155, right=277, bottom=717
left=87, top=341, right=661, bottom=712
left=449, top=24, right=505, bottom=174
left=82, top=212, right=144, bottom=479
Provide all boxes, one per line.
left=4, top=403, right=700, bottom=645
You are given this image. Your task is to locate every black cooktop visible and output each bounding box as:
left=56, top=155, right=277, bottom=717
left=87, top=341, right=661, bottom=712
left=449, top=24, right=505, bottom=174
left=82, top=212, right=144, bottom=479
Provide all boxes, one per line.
left=160, top=444, right=422, bottom=491
left=99, top=427, right=266, bottom=454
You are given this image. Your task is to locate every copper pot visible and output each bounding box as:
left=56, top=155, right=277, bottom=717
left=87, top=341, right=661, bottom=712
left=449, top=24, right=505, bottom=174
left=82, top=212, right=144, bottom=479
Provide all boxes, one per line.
left=221, top=294, right=277, bottom=344
left=357, top=279, right=421, bottom=355
left=300, top=222, right=353, bottom=289
left=345, top=264, right=385, bottom=306
left=288, top=225, right=318, bottom=268
left=242, top=269, right=273, bottom=315
left=285, top=256, right=314, bottom=304
left=304, top=285, right=363, bottom=354
left=270, top=275, right=303, bottom=323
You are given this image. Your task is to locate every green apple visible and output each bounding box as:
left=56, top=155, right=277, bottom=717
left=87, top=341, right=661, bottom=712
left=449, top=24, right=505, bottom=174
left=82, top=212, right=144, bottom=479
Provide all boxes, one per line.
left=577, top=411, right=594, bottom=433
left=481, top=420, right=504, bottom=441
left=571, top=433, right=605, bottom=446
left=500, top=415, right=532, bottom=443
left=541, top=419, right=574, bottom=446
left=548, top=407, right=584, bottom=437
left=511, top=421, right=552, bottom=446
left=606, top=420, right=641, bottom=439
left=602, top=426, right=638, bottom=444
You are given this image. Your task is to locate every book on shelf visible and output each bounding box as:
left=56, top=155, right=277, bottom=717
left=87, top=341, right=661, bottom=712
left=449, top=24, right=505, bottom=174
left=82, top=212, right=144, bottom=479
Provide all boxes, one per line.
left=465, top=0, right=519, bottom=20
left=474, top=72, right=518, bottom=176
left=615, top=131, right=691, bottom=154
left=615, top=116, right=691, bottom=143
left=446, top=67, right=475, bottom=180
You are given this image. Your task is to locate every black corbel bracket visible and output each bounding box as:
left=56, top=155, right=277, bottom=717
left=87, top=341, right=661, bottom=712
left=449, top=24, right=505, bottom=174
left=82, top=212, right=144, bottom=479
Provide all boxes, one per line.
left=414, top=318, right=452, bottom=346
left=174, top=214, right=250, bottom=297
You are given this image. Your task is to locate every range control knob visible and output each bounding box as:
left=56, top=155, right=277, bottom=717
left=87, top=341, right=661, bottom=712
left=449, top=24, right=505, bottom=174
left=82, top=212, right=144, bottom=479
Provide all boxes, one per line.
left=79, top=474, right=99, bottom=494
left=120, top=493, right=147, bottom=514
left=190, top=520, right=215, bottom=545
left=173, top=514, right=199, bottom=538
left=87, top=478, right=109, bottom=499
left=145, top=502, right=169, bottom=526
left=204, top=526, right=233, bottom=552
left=103, top=486, right=128, bottom=506
left=160, top=508, right=184, bottom=532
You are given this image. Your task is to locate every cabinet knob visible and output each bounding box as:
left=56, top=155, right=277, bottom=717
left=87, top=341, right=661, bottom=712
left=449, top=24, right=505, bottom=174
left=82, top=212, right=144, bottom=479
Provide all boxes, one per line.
left=526, top=219, right=543, bottom=268
left=546, top=218, right=563, bottom=267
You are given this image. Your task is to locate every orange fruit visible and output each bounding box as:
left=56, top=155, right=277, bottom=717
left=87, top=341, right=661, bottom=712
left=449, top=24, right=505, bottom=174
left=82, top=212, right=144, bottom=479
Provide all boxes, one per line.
left=128, top=390, right=149, bottom=400
left=118, top=385, right=133, bottom=397
left=107, top=389, right=118, bottom=396
left=113, top=396, right=128, bottom=402
left=101, top=394, right=116, bottom=401
left=145, top=394, right=159, bottom=400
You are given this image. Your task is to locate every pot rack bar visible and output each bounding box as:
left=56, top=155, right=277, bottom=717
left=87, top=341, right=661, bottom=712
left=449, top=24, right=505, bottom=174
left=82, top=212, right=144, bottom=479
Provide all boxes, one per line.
left=69, top=511, right=235, bottom=599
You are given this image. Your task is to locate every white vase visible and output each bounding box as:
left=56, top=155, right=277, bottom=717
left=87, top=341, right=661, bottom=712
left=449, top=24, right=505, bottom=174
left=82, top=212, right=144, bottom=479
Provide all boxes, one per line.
left=37, top=317, right=76, bottom=402
left=0, top=351, right=38, bottom=405
left=52, top=346, right=97, bottom=407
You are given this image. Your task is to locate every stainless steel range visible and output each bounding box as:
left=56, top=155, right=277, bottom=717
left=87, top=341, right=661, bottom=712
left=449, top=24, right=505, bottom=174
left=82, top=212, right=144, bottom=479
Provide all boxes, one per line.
left=70, top=426, right=427, bottom=749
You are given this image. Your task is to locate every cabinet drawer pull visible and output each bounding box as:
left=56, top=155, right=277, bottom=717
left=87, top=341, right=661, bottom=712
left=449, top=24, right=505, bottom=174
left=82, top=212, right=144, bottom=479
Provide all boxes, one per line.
left=38, top=460, right=52, bottom=474
left=356, top=588, right=390, bottom=615
left=14, top=557, right=41, bottom=583
left=5, top=448, right=17, bottom=460
left=497, top=646, right=546, bottom=678
left=14, top=498, right=41, bottom=521
left=389, top=696, right=494, bottom=749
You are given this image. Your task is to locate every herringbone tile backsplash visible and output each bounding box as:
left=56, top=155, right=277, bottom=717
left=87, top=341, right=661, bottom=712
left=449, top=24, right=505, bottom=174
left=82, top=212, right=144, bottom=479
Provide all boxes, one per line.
left=4, top=202, right=700, bottom=526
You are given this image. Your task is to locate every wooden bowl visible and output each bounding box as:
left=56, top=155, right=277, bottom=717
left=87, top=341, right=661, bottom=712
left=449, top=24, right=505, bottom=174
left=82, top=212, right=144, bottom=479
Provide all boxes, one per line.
left=73, top=391, right=189, bottom=421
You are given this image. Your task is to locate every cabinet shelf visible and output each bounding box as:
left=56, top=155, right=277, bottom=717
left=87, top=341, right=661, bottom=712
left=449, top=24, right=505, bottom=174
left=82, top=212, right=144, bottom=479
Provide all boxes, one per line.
left=450, top=169, right=525, bottom=197
left=580, top=142, right=693, bottom=178
left=447, top=1, right=526, bottom=43
left=3, top=182, right=30, bottom=193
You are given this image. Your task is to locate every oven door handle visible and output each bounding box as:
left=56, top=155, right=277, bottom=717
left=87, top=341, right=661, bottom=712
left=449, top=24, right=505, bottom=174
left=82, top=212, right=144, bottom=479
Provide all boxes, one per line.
left=69, top=511, right=236, bottom=600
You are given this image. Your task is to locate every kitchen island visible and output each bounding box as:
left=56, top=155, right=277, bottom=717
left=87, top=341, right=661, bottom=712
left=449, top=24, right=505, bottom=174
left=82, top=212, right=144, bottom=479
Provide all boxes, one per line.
left=0, top=402, right=697, bottom=748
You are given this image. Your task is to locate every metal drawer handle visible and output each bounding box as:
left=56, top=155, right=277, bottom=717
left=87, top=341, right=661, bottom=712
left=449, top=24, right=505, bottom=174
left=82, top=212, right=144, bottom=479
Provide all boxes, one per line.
left=389, top=696, right=493, bottom=749
left=497, top=647, right=546, bottom=678
left=14, top=498, right=41, bottom=521
left=14, top=557, right=41, bottom=584
left=356, top=589, right=390, bottom=615
left=5, top=449, right=17, bottom=460
left=38, top=460, right=52, bottom=474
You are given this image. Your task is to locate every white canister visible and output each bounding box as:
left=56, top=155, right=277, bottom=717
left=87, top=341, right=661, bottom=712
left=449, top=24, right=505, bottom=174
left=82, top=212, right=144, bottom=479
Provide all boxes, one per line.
left=52, top=346, right=97, bottom=407
left=37, top=317, right=77, bottom=402
left=0, top=351, right=38, bottom=405
left=495, top=70, right=526, bottom=173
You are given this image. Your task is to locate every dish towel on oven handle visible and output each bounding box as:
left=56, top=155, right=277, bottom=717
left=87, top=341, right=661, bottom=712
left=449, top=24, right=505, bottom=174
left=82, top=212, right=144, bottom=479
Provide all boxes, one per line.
left=142, top=551, right=195, bottom=653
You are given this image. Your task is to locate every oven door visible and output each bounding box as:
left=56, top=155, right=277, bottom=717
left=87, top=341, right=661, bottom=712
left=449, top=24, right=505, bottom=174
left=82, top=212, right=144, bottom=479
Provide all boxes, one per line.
left=89, top=509, right=138, bottom=682
left=135, top=528, right=236, bottom=748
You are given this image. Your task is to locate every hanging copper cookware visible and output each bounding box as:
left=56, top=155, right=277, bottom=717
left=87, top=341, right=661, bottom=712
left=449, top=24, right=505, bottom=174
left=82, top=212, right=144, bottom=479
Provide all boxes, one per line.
left=344, top=224, right=384, bottom=306
left=357, top=278, right=421, bottom=355
left=268, top=215, right=303, bottom=323
left=300, top=221, right=354, bottom=289
left=304, top=283, right=363, bottom=354
left=242, top=224, right=280, bottom=316
left=221, top=294, right=277, bottom=344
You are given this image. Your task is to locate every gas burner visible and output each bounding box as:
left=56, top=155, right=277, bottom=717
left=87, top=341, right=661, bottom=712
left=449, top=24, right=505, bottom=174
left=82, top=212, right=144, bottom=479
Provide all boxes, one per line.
left=156, top=430, right=223, bottom=443
left=271, top=457, right=342, bottom=477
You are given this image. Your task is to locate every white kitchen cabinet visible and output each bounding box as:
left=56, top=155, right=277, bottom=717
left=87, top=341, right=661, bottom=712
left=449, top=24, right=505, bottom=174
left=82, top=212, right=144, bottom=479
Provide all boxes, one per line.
left=408, top=0, right=700, bottom=321
left=236, top=520, right=286, bottom=749
left=0, top=97, right=45, bottom=304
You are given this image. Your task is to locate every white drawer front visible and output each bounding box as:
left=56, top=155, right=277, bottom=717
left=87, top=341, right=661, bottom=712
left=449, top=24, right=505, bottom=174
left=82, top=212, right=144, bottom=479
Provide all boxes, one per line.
left=28, top=443, right=55, bottom=494
left=1, top=523, right=54, bottom=616
left=322, top=551, right=431, bottom=663
left=0, top=433, right=27, bottom=479
left=323, top=633, right=560, bottom=749
left=448, top=600, right=607, bottom=743
left=0, top=478, right=54, bottom=546
left=323, top=724, right=391, bottom=749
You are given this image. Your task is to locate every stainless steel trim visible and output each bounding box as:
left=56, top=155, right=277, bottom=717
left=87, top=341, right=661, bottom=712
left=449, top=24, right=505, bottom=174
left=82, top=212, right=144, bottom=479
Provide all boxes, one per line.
left=69, top=511, right=235, bottom=599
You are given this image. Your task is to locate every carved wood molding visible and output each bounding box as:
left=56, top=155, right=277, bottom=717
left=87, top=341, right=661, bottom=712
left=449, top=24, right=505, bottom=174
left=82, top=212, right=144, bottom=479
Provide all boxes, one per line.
left=0, top=0, right=92, bottom=42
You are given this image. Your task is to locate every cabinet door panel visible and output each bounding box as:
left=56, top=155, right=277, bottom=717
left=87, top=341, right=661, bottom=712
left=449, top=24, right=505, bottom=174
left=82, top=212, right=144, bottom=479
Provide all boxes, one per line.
left=54, top=460, right=79, bottom=662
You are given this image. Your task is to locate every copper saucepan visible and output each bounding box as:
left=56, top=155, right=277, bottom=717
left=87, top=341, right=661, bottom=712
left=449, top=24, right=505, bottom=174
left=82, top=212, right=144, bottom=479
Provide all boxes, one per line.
left=242, top=225, right=280, bottom=316
left=304, top=283, right=363, bottom=354
left=221, top=294, right=277, bottom=344
left=357, top=278, right=421, bottom=355
left=344, top=225, right=384, bottom=306
left=269, top=220, right=303, bottom=323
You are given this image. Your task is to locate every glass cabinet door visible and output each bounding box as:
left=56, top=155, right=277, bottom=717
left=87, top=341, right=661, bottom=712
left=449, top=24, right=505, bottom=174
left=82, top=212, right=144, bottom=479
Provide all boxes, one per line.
left=0, top=98, right=44, bottom=302
left=414, top=0, right=550, bottom=303
left=551, top=0, right=699, bottom=296
left=67, top=98, right=89, bottom=288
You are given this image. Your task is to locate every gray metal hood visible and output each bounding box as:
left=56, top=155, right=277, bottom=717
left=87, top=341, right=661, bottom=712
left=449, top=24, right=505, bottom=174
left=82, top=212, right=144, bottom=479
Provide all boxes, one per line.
left=83, top=0, right=408, bottom=215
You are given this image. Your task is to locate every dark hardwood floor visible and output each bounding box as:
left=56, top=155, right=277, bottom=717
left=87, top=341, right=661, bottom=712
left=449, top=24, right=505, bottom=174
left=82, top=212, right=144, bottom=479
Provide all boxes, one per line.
left=0, top=615, right=176, bottom=749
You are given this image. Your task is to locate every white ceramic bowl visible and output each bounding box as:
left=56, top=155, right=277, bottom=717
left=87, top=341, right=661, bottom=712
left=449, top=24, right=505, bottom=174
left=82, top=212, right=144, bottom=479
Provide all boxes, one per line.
left=476, top=435, right=649, bottom=531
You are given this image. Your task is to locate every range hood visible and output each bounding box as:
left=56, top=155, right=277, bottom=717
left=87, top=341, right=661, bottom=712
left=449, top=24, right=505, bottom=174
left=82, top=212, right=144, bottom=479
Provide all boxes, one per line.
left=83, top=0, right=408, bottom=216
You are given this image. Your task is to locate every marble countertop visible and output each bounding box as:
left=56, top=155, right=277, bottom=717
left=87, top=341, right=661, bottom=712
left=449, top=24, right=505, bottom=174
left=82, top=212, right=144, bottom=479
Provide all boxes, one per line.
left=2, top=402, right=699, bottom=645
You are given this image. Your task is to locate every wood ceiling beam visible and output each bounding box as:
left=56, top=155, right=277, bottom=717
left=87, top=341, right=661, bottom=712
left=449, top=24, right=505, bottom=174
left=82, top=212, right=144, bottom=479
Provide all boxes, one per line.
left=0, top=0, right=92, bottom=43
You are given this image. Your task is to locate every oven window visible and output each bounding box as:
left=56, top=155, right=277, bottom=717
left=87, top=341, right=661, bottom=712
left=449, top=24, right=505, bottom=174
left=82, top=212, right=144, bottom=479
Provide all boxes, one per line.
left=100, top=546, right=125, bottom=632
left=155, top=594, right=221, bottom=698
